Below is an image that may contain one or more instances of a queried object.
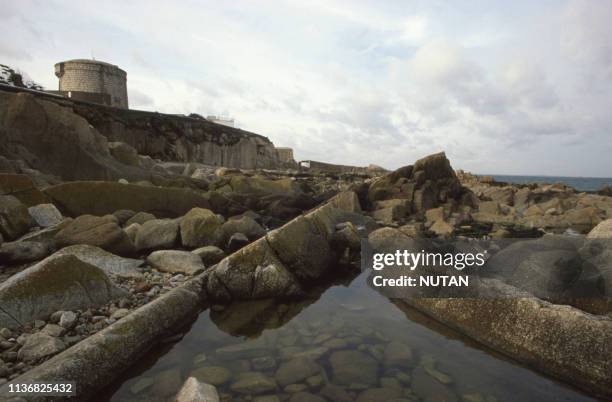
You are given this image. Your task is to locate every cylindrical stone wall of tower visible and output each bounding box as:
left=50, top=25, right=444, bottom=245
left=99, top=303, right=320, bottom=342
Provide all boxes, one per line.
left=54, top=59, right=128, bottom=108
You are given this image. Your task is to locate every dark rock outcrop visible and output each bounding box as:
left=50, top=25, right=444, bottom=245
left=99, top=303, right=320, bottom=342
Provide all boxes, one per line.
left=367, top=152, right=466, bottom=217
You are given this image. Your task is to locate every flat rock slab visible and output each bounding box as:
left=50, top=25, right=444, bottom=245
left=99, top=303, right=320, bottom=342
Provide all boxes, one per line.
left=54, top=244, right=145, bottom=278
left=147, top=250, right=205, bottom=275
left=44, top=181, right=212, bottom=218
left=0, top=254, right=127, bottom=329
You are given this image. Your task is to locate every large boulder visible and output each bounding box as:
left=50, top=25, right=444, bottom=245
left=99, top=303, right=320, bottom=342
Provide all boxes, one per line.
left=0, top=254, right=127, bottom=329
left=214, top=215, right=266, bottom=247
left=485, top=236, right=581, bottom=279
left=43, top=181, right=212, bottom=218
left=135, top=218, right=179, bottom=251
left=367, top=152, right=463, bottom=215
left=266, top=215, right=332, bottom=282
left=53, top=244, right=144, bottom=278
left=205, top=239, right=303, bottom=300
left=180, top=208, right=224, bottom=249
left=55, top=214, right=136, bottom=257
left=0, top=194, right=32, bottom=240
left=508, top=249, right=585, bottom=299
left=28, top=203, right=63, bottom=228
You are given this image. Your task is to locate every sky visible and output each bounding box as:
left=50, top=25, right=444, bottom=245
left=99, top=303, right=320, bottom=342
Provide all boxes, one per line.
left=1, top=0, right=611, bottom=177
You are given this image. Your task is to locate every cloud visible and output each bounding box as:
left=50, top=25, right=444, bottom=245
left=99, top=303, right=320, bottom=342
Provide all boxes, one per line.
left=0, top=0, right=610, bottom=176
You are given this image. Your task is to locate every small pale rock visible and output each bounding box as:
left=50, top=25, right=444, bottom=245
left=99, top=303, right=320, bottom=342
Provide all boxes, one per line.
left=59, top=311, right=77, bottom=329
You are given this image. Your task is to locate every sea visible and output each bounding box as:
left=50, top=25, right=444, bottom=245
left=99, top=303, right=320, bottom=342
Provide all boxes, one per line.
left=483, top=174, right=612, bottom=192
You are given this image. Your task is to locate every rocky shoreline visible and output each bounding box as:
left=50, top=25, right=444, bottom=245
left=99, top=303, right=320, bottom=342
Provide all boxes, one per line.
left=0, top=85, right=611, bottom=401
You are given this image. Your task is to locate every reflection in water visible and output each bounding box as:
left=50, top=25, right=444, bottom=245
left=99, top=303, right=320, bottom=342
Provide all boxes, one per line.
left=98, top=271, right=596, bottom=402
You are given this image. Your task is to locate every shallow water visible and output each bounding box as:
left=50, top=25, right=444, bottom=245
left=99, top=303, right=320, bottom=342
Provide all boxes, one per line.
left=99, top=271, right=597, bottom=402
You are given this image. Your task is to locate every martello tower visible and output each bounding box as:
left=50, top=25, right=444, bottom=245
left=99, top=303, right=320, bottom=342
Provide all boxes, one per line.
left=54, top=59, right=128, bottom=108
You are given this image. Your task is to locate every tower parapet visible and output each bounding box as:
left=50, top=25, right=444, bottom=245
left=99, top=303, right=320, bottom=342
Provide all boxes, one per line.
left=54, top=59, right=128, bottom=108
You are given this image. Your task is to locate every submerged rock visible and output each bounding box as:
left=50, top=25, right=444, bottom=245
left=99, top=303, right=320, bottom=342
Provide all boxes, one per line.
left=275, top=357, right=321, bottom=387
left=356, top=388, right=402, bottom=402
left=411, top=367, right=457, bottom=402
left=383, top=341, right=413, bottom=369
left=230, top=371, right=277, bottom=395
left=289, top=392, right=326, bottom=402
left=190, top=366, right=231, bottom=386
left=330, top=350, right=379, bottom=386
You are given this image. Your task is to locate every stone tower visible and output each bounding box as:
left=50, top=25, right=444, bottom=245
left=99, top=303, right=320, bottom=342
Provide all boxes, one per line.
left=54, top=59, right=128, bottom=108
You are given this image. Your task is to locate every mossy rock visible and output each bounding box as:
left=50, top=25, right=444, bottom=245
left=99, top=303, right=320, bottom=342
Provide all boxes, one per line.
left=0, top=254, right=127, bottom=329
